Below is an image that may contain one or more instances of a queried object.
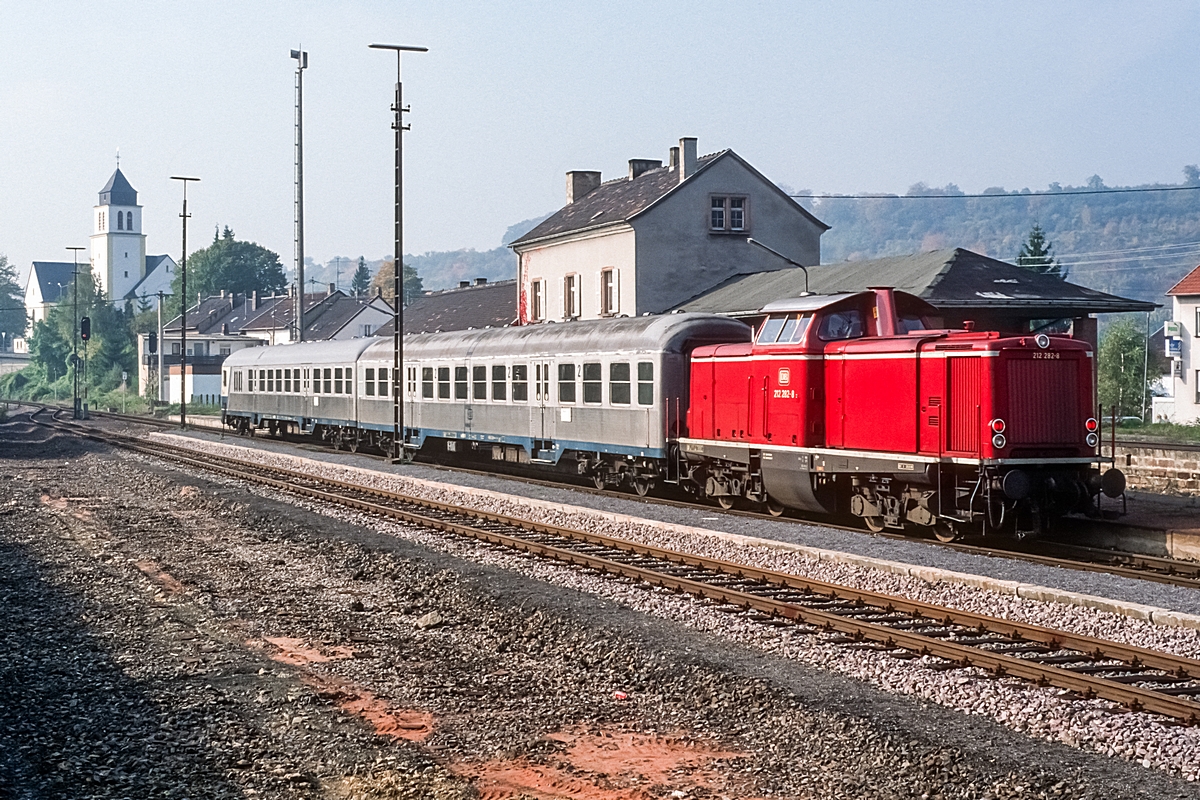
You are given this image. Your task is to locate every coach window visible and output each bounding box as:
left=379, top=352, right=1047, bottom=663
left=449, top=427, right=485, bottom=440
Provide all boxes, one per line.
left=334, top=367, right=344, bottom=395
left=284, top=369, right=291, bottom=393
left=364, top=368, right=375, bottom=396
left=301, top=369, right=309, bottom=393
left=455, top=366, right=469, bottom=399
left=637, top=362, right=654, bottom=405
left=817, top=309, right=866, bottom=341
left=407, top=366, right=417, bottom=395
left=276, top=369, right=283, bottom=392
left=438, top=367, right=451, bottom=399
left=582, top=362, right=602, bottom=404
left=421, top=367, right=434, bottom=398
left=492, top=365, right=507, bottom=401
left=558, top=363, right=576, bottom=403
left=610, top=362, right=631, bottom=405
left=346, top=368, right=353, bottom=394
left=267, top=370, right=275, bottom=393
left=233, top=371, right=242, bottom=392
left=512, top=364, right=528, bottom=402
left=322, top=368, right=332, bottom=394
left=248, top=371, right=255, bottom=392
left=473, top=366, right=487, bottom=400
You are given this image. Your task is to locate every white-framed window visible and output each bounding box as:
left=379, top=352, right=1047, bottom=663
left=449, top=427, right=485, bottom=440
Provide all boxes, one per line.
left=220, top=345, right=231, bottom=356
left=600, top=268, right=618, bottom=316
left=473, top=365, right=487, bottom=400
left=365, top=367, right=375, bottom=396
left=531, top=279, right=546, bottom=322
left=610, top=362, right=631, bottom=405
left=492, top=365, right=507, bottom=400
left=564, top=274, right=579, bottom=319
left=511, top=364, right=528, bottom=402
left=438, top=366, right=451, bottom=399
left=558, top=363, right=576, bottom=403
left=710, top=195, right=749, bottom=232
left=455, top=366, right=469, bottom=400
left=583, top=362, right=602, bottom=404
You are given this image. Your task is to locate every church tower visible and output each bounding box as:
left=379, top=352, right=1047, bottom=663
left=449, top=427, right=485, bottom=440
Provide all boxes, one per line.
left=90, top=167, right=147, bottom=306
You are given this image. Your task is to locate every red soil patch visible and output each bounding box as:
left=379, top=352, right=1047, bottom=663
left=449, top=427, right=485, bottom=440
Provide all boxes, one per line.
left=457, top=729, right=751, bottom=800
left=259, top=636, right=355, bottom=666
left=133, top=559, right=185, bottom=594
left=40, top=494, right=94, bottom=521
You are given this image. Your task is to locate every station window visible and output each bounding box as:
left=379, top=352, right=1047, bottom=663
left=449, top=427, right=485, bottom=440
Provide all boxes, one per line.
left=512, top=364, right=528, bottom=402
left=637, top=362, right=654, bottom=406
left=473, top=365, right=487, bottom=401
left=438, top=367, right=451, bottom=399
left=492, top=365, right=507, bottom=401
left=710, top=195, right=749, bottom=232
left=422, top=367, right=434, bottom=399
left=455, top=366, right=468, bottom=399
left=365, top=368, right=375, bottom=396
left=558, top=363, right=576, bottom=403
left=583, top=362, right=602, bottom=404
left=564, top=274, right=579, bottom=319
left=610, top=362, right=631, bottom=405
left=531, top=280, right=545, bottom=322
left=322, top=368, right=332, bottom=394
left=600, top=269, right=617, bottom=316
left=220, top=345, right=231, bottom=356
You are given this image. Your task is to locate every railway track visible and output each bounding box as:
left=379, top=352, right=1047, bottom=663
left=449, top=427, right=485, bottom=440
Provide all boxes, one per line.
left=31, top=408, right=1200, bottom=725
left=50, top=405, right=1200, bottom=591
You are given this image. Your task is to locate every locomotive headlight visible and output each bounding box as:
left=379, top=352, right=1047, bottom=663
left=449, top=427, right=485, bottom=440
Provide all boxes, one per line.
left=989, top=418, right=1005, bottom=434
left=1085, top=417, right=1099, bottom=433
left=992, top=433, right=1007, bottom=449
left=1035, top=333, right=1050, bottom=349
left=1086, top=432, right=1099, bottom=447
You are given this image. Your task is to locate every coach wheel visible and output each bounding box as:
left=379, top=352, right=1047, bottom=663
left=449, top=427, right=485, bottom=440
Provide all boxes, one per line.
left=592, top=472, right=607, bottom=490
left=766, top=497, right=786, bottom=517
left=863, top=516, right=886, bottom=532
left=332, top=429, right=344, bottom=451
left=934, top=521, right=960, bottom=543
left=715, top=495, right=735, bottom=510
left=347, top=431, right=360, bottom=453
left=633, top=476, right=652, bottom=497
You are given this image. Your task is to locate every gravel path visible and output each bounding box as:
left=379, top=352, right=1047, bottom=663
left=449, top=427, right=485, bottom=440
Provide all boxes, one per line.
left=166, top=426, right=1200, bottom=616
left=1, top=422, right=1198, bottom=797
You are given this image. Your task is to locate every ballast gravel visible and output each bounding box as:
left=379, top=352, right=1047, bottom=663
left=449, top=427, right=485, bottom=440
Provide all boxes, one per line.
left=149, top=432, right=1200, bottom=782
left=0, top=421, right=1192, bottom=797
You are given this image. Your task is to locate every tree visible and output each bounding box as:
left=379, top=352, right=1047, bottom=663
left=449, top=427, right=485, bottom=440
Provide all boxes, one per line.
left=0, top=254, right=25, bottom=347
left=350, top=256, right=372, bottom=296
left=1097, top=316, right=1149, bottom=420
left=169, top=226, right=285, bottom=315
left=369, top=260, right=423, bottom=305
left=1015, top=223, right=1062, bottom=279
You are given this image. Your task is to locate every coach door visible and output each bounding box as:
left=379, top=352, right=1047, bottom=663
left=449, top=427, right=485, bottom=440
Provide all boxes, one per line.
left=532, top=361, right=553, bottom=442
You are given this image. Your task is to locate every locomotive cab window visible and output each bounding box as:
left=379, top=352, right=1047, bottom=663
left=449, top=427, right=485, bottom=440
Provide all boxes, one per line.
left=757, top=313, right=812, bottom=344
left=610, top=362, right=631, bottom=405
left=897, top=314, right=928, bottom=334
left=816, top=309, right=866, bottom=341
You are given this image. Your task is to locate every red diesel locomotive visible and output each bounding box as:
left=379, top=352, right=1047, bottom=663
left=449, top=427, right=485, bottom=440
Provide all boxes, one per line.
left=677, top=287, right=1123, bottom=540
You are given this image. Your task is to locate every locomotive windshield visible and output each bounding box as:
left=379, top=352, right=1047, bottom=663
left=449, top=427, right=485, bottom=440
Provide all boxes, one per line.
left=757, top=313, right=812, bottom=345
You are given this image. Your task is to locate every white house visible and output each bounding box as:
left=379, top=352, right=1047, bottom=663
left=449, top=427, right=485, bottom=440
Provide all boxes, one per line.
left=509, top=136, right=829, bottom=324
left=1153, top=266, right=1200, bottom=423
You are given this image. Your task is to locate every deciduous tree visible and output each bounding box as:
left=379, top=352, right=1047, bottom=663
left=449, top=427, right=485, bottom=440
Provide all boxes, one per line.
left=0, top=254, right=25, bottom=345
left=1097, top=316, right=1148, bottom=420
left=169, top=227, right=285, bottom=315
left=369, top=260, right=423, bottom=305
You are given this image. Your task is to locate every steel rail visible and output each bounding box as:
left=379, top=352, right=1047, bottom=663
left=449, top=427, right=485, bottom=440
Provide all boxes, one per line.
left=34, top=410, right=1200, bottom=725
left=69, top=404, right=1200, bottom=590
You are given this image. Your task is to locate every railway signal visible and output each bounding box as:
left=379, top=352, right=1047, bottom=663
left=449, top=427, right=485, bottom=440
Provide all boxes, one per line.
left=80, top=316, right=91, bottom=341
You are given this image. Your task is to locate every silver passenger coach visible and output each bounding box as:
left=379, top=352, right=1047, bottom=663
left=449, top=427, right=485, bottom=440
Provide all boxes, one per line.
left=222, top=314, right=749, bottom=489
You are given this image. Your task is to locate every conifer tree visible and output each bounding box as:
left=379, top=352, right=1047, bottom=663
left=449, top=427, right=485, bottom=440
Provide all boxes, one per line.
left=1016, top=223, right=1062, bottom=279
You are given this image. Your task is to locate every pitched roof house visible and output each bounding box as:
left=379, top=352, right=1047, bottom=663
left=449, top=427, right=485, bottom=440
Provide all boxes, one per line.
left=509, top=136, right=828, bottom=324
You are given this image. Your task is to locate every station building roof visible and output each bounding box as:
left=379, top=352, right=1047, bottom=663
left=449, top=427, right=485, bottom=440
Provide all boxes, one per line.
left=671, top=248, right=1156, bottom=320
left=375, top=279, right=518, bottom=337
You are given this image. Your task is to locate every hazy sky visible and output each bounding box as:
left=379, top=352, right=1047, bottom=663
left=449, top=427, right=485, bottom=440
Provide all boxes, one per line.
left=3, top=1, right=1199, bottom=280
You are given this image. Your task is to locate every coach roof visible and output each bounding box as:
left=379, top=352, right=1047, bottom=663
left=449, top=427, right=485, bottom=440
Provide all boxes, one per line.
left=222, top=338, right=375, bottom=369
left=362, top=313, right=751, bottom=362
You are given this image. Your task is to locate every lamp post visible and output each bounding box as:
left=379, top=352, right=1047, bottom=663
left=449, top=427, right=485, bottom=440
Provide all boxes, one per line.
left=66, top=246, right=84, bottom=418
left=291, top=48, right=308, bottom=341
left=746, top=238, right=811, bottom=296
left=171, top=176, right=199, bottom=427
left=369, top=42, right=427, bottom=464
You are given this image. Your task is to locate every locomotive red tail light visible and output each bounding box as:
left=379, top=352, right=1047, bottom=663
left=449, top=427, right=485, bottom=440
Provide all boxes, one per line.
left=1085, top=418, right=1099, bottom=433
left=990, top=419, right=1005, bottom=434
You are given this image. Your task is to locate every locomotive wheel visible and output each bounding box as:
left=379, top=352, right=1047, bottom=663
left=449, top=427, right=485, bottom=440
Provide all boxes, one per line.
left=716, top=495, right=735, bottom=510
left=766, top=498, right=786, bottom=517
left=934, top=522, right=960, bottom=543
left=863, top=516, right=886, bottom=532
left=633, top=476, right=652, bottom=497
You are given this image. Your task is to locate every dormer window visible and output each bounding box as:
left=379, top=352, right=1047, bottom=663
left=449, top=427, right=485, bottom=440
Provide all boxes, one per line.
left=710, top=195, right=749, bottom=233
